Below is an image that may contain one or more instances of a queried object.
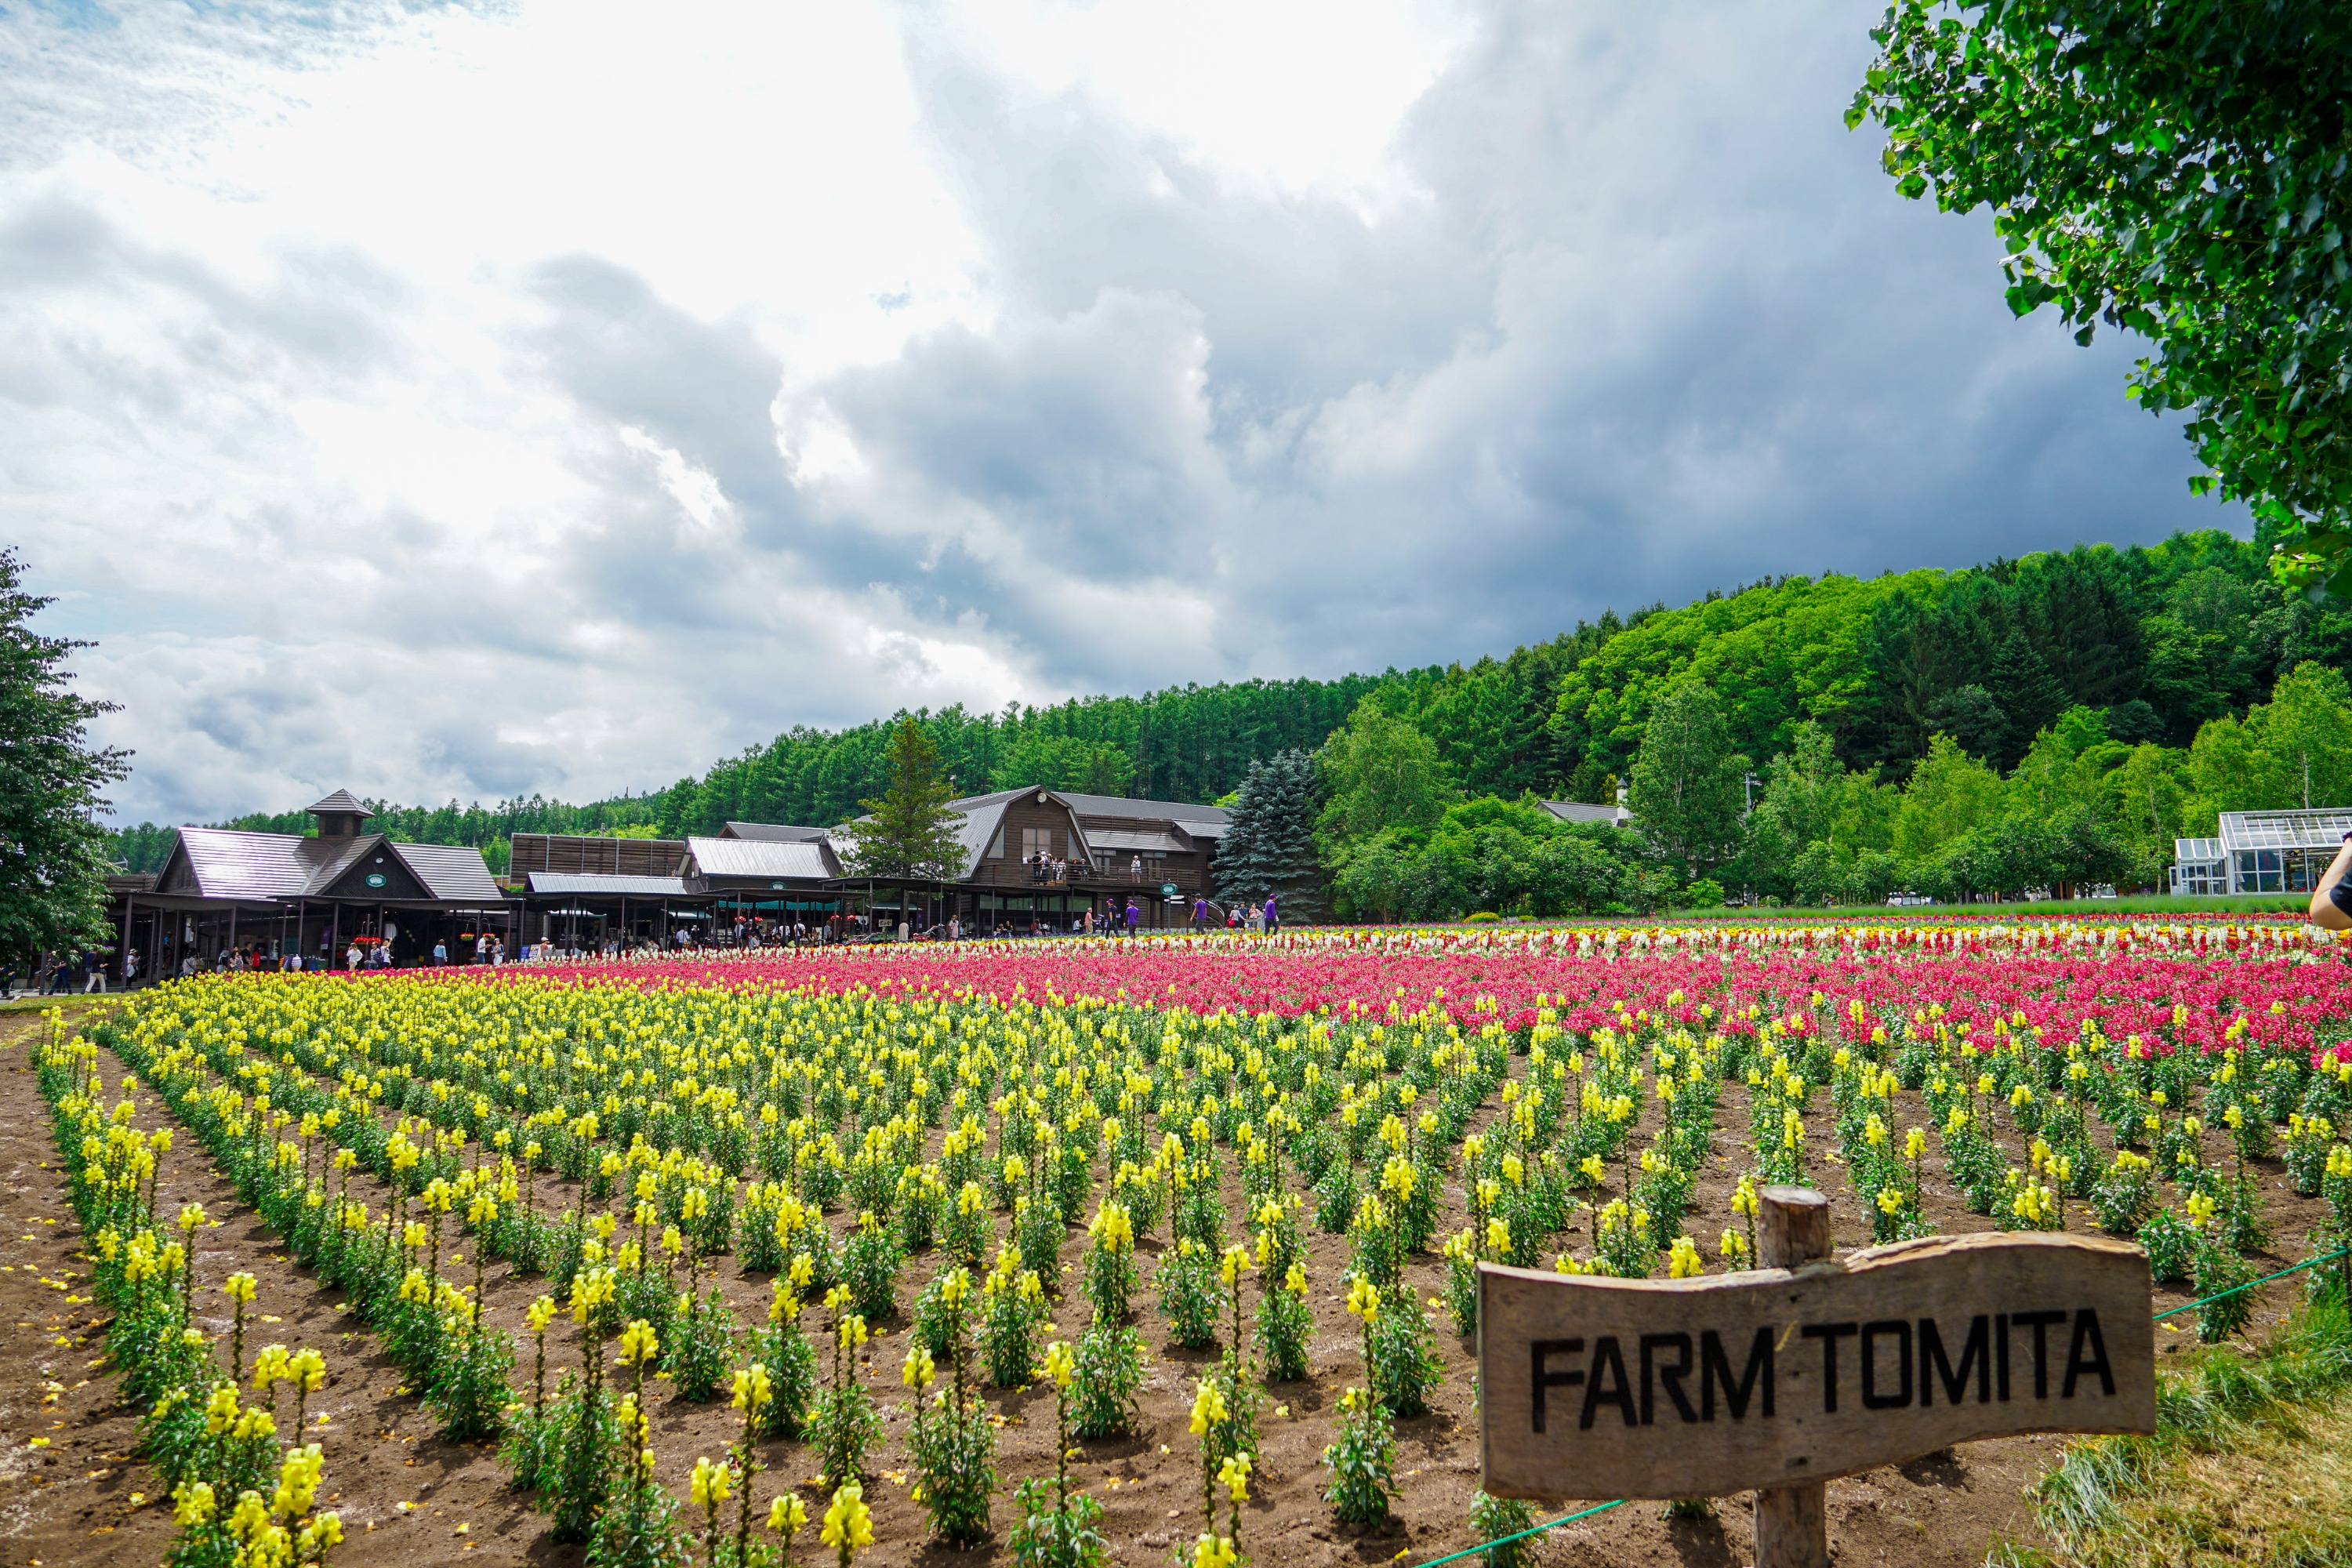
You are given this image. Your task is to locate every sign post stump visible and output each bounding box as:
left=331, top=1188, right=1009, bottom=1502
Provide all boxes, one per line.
left=1754, top=1185, right=1835, bottom=1568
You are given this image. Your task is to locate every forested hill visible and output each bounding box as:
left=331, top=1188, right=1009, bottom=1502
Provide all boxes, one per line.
left=109, top=527, right=2347, bottom=874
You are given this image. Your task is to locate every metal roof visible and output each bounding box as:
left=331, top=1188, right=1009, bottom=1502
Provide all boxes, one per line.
left=2216, top=809, right=2352, bottom=851
left=720, top=821, right=830, bottom=842
left=2174, top=837, right=2224, bottom=862
left=935, top=788, right=1030, bottom=878
left=1087, top=828, right=1189, bottom=855
left=395, top=841, right=507, bottom=902
left=306, top=789, right=372, bottom=816
left=526, top=873, right=691, bottom=896
left=1176, top=818, right=1229, bottom=840
left=1541, top=800, right=1633, bottom=826
left=168, top=827, right=503, bottom=903
left=1056, top=791, right=1230, bottom=825
left=686, top=837, right=838, bottom=881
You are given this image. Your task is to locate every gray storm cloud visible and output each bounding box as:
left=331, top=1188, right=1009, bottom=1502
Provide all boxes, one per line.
left=0, top=0, right=2240, bottom=826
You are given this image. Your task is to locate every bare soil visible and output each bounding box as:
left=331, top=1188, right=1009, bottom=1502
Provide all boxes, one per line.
left=0, top=1001, right=2334, bottom=1568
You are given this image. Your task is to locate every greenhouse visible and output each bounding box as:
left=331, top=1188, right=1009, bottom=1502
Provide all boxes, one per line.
left=2171, top=808, right=2352, bottom=895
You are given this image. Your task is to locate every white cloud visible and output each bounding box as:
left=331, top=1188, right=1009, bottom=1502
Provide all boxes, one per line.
left=0, top=0, right=2240, bottom=826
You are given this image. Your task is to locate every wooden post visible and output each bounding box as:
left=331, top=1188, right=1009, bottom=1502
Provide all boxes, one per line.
left=1755, top=1185, right=1835, bottom=1568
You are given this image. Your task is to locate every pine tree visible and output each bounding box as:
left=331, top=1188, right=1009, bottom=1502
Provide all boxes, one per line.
left=1987, top=633, right=2067, bottom=764
left=0, top=549, right=129, bottom=963
left=835, top=719, right=967, bottom=880
left=1214, top=750, right=1324, bottom=920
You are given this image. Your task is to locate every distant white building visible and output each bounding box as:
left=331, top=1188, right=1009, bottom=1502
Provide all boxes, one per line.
left=2172, top=808, right=2352, bottom=895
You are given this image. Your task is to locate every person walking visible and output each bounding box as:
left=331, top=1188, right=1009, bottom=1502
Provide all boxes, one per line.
left=432, top=938, right=448, bottom=967
left=83, top=949, right=105, bottom=993
left=1123, top=898, right=1140, bottom=936
left=1191, top=895, right=1209, bottom=934
left=1264, top=893, right=1279, bottom=935
left=122, top=946, right=140, bottom=988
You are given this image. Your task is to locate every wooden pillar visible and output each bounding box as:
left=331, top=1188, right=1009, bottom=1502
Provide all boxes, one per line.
left=1755, top=1185, right=1835, bottom=1568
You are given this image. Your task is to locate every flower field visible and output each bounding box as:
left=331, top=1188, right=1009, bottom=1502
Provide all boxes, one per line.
left=18, top=916, right=2352, bottom=1568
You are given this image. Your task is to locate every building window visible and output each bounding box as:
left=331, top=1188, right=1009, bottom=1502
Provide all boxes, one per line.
left=1022, top=828, right=1054, bottom=859
left=2235, top=849, right=2284, bottom=893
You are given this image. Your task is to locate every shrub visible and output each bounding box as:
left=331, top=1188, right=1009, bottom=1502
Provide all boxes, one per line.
left=2138, top=1208, right=2196, bottom=1284
left=1069, top=1320, right=1145, bottom=1438
left=1258, top=1262, right=1312, bottom=1382
left=1322, top=1388, right=1397, bottom=1524
left=1468, top=1490, right=1539, bottom=1568
left=841, top=1211, right=903, bottom=1323
left=662, top=1288, right=741, bottom=1404
left=1156, top=1239, right=1221, bottom=1349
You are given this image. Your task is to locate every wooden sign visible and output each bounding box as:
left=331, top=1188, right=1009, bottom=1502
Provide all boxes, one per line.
left=1477, top=1230, right=2156, bottom=1502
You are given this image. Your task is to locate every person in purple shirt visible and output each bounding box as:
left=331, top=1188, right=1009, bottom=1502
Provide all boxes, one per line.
left=1124, top=898, right=1141, bottom=935
left=1192, top=895, right=1209, bottom=933
left=1263, top=894, right=1278, bottom=934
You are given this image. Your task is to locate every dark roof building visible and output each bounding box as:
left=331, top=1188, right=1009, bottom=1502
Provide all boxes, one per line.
left=115, top=792, right=514, bottom=977
left=831, top=788, right=1234, bottom=931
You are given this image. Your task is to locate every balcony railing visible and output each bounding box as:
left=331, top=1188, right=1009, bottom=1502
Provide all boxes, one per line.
left=964, top=860, right=1197, bottom=891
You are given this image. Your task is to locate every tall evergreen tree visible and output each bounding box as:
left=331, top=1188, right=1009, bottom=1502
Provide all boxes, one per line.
left=1987, top=633, right=2067, bottom=764
left=1214, top=750, right=1324, bottom=920
left=0, top=550, right=129, bottom=961
left=834, top=718, right=967, bottom=880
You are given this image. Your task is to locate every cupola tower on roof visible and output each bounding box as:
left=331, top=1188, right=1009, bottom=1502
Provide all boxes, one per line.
left=306, top=789, right=373, bottom=840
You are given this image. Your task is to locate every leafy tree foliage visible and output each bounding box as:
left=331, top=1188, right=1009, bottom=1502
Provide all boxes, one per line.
left=1327, top=799, right=1661, bottom=922
left=1852, top=0, right=2352, bottom=593
left=1316, top=700, right=1457, bottom=846
left=0, top=550, right=129, bottom=957
left=1627, top=684, right=1748, bottom=878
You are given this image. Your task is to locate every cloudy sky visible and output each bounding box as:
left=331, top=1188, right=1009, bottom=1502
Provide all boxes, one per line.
left=4, top=0, right=2241, bottom=826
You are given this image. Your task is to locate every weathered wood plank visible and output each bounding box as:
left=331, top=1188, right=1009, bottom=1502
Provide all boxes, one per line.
left=1476, top=1231, right=2156, bottom=1502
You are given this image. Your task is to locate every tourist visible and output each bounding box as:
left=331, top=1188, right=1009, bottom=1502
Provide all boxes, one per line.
left=1264, top=893, right=1279, bottom=934
left=347, top=942, right=363, bottom=971
left=122, top=946, right=140, bottom=987
left=1130, top=854, right=1142, bottom=881
left=1123, top=897, right=1140, bottom=935
left=82, top=949, right=104, bottom=993
left=433, top=938, right=448, bottom=967
left=1191, top=895, right=1209, bottom=933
